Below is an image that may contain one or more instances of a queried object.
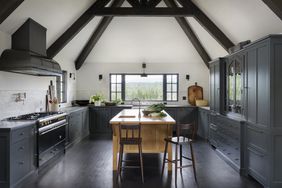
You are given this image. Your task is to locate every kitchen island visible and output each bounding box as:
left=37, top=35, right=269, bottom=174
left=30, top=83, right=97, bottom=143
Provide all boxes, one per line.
left=110, top=109, right=176, bottom=171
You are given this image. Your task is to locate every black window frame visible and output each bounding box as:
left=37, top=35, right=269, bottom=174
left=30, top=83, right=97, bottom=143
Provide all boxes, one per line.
left=110, top=73, right=179, bottom=102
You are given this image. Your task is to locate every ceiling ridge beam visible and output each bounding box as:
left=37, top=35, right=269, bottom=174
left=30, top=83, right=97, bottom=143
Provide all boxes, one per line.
left=90, top=7, right=194, bottom=16
left=75, top=0, right=125, bottom=70
left=47, top=0, right=111, bottom=58
left=0, top=0, right=24, bottom=24
left=164, top=0, right=211, bottom=67
left=127, top=0, right=141, bottom=8
left=262, top=0, right=282, bottom=20
left=177, top=0, right=234, bottom=51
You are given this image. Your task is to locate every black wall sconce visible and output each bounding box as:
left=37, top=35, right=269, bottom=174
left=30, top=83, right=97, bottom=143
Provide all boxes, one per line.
left=186, top=74, right=190, bottom=80
left=99, top=74, right=103, bottom=80
left=70, top=73, right=75, bottom=80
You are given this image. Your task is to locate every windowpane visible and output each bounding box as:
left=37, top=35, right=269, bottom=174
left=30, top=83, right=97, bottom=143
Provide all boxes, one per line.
left=172, top=84, right=177, bottom=92
left=167, top=84, right=171, bottom=92
left=167, top=93, right=171, bottom=101
left=111, top=84, right=116, bottom=92
left=117, top=92, right=122, bottom=100
left=167, top=75, right=171, bottom=83
left=111, top=75, right=117, bottom=83
left=117, top=75, right=122, bottom=83
left=125, top=75, right=163, bottom=101
left=172, top=75, right=177, bottom=83
left=172, top=93, right=177, bottom=101
left=116, top=84, right=122, bottom=92
left=111, top=93, right=116, bottom=100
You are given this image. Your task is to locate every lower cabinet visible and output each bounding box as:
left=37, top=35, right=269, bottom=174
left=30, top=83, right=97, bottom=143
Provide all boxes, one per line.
left=89, top=106, right=132, bottom=136
left=245, top=123, right=268, bottom=186
left=197, top=108, right=210, bottom=139
left=0, top=125, right=36, bottom=188
left=67, top=107, right=89, bottom=147
left=209, top=113, right=243, bottom=172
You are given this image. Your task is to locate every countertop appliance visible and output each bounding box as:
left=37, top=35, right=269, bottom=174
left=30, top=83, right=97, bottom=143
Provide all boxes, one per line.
left=8, top=112, right=67, bottom=167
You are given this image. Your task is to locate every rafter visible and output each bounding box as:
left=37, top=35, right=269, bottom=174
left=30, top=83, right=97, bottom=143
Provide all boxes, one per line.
left=90, top=7, right=193, bottom=16
left=75, top=0, right=125, bottom=70
left=47, top=0, right=111, bottom=58
left=178, top=0, right=234, bottom=51
left=0, top=0, right=24, bottom=24
left=164, top=0, right=211, bottom=67
left=262, top=0, right=282, bottom=20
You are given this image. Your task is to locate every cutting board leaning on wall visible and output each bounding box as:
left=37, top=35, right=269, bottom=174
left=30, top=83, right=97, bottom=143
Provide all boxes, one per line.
left=188, top=82, right=203, bottom=106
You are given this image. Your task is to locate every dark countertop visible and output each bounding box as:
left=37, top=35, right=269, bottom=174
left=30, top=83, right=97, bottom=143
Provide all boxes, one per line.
left=60, top=106, right=88, bottom=114
left=0, top=119, right=36, bottom=131
left=88, top=104, right=133, bottom=108
left=198, top=106, right=210, bottom=111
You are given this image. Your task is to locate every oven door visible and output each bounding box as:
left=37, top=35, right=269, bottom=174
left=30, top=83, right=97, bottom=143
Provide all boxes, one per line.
left=38, top=124, right=66, bottom=154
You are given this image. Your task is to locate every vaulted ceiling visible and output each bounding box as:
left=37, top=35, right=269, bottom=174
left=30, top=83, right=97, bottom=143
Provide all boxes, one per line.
left=0, top=0, right=282, bottom=69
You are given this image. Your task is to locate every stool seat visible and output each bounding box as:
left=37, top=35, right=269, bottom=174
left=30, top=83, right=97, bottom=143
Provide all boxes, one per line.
left=164, top=136, right=191, bottom=145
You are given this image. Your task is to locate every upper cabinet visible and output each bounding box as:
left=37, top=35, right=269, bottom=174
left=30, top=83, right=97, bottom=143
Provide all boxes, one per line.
left=209, top=58, right=226, bottom=114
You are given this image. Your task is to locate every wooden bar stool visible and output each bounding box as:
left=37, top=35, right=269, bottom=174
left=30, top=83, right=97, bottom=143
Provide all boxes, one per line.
left=117, top=123, right=144, bottom=183
left=161, top=123, right=197, bottom=186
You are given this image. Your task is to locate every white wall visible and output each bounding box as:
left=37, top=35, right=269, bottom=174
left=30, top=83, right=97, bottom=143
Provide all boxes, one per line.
left=0, top=31, right=76, bottom=120
left=76, top=62, right=209, bottom=105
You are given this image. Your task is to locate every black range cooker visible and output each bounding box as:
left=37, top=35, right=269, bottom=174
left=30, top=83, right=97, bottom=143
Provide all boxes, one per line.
left=8, top=112, right=67, bottom=167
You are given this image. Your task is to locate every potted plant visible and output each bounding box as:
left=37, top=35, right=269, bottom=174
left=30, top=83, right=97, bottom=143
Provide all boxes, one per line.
left=90, top=94, right=103, bottom=106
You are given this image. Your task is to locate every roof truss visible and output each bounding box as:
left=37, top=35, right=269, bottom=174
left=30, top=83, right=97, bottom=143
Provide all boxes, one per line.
left=0, top=0, right=24, bottom=24
left=262, top=0, right=282, bottom=20
left=46, top=0, right=234, bottom=69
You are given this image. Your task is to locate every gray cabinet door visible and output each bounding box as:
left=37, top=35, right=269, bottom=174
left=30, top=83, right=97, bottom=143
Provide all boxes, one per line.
left=69, top=111, right=83, bottom=144
left=89, top=107, right=111, bottom=134
left=197, top=109, right=209, bottom=139
left=82, top=109, right=89, bottom=138
left=210, top=64, right=215, bottom=111
left=214, top=62, right=221, bottom=113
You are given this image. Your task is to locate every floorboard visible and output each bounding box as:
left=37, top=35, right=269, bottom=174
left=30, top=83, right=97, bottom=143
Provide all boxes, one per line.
left=21, top=137, right=262, bottom=188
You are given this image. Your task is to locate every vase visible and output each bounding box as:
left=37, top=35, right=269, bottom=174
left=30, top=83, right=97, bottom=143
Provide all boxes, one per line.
left=50, top=103, right=59, bottom=112
left=94, top=101, right=101, bottom=106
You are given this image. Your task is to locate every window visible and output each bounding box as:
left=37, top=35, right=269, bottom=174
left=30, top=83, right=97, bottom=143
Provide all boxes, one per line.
left=110, top=74, right=178, bottom=102
left=56, top=70, right=67, bottom=103
left=226, top=60, right=242, bottom=114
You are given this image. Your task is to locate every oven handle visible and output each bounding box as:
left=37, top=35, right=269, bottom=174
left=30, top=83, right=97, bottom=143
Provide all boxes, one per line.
left=39, top=119, right=67, bottom=133
left=39, top=123, right=67, bottom=135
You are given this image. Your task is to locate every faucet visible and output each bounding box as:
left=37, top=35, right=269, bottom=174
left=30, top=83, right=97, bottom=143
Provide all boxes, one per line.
left=132, top=98, right=141, bottom=118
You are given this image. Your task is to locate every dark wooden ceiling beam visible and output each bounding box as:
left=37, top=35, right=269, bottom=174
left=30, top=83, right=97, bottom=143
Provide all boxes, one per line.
left=91, top=7, right=194, bottom=16
left=127, top=0, right=141, bottom=8
left=0, top=0, right=24, bottom=24
left=262, top=0, right=282, bottom=20
left=47, top=0, right=111, bottom=58
left=75, top=0, right=125, bottom=70
left=147, top=0, right=162, bottom=8
left=177, top=0, right=234, bottom=51
left=164, top=0, right=211, bottom=67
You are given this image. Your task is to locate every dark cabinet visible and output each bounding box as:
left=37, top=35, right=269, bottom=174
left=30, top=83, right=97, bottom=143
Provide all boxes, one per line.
left=197, top=108, right=210, bottom=139
left=209, top=113, right=242, bottom=172
left=67, top=107, right=89, bottom=146
left=209, top=58, right=225, bottom=114
left=0, top=125, right=35, bottom=188
left=89, top=106, right=131, bottom=136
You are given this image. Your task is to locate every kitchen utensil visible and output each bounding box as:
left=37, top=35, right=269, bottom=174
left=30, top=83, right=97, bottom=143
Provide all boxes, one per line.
left=188, top=82, right=203, bottom=106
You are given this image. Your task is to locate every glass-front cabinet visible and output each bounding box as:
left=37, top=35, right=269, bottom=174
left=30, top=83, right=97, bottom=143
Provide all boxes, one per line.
left=226, top=52, right=244, bottom=115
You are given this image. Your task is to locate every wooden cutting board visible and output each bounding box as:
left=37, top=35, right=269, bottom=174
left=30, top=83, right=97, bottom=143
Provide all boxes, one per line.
left=188, top=82, right=203, bottom=106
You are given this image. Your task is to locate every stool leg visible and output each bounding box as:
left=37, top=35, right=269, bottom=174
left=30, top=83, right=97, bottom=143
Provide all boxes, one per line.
left=118, top=145, right=124, bottom=181
left=161, top=140, right=168, bottom=176
left=180, top=145, right=183, bottom=174
left=189, top=141, right=197, bottom=181
left=175, top=144, right=178, bottom=187
left=138, top=143, right=144, bottom=183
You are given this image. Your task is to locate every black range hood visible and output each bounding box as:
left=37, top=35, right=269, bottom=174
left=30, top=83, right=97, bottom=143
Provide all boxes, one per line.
left=0, top=18, right=62, bottom=76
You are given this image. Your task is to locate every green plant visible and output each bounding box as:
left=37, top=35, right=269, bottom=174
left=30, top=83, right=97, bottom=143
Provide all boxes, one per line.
left=90, top=94, right=103, bottom=102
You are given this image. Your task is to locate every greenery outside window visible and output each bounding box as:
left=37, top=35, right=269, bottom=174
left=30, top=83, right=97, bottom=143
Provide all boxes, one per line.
left=56, top=70, right=67, bottom=103
left=110, top=73, right=178, bottom=102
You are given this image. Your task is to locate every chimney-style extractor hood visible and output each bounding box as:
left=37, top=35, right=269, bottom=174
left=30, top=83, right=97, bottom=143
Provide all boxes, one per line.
left=0, top=18, right=62, bottom=76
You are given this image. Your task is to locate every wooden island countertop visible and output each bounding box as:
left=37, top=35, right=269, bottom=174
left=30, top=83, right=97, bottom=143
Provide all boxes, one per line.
left=110, top=109, right=176, bottom=171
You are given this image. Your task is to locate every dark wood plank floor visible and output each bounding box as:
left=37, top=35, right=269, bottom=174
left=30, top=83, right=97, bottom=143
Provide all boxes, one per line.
left=21, top=137, right=262, bottom=188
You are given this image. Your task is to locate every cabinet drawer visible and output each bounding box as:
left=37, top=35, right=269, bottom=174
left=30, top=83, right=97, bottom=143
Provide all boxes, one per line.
left=11, top=139, right=30, bottom=183
left=247, top=125, right=267, bottom=151
left=247, top=147, right=267, bottom=184
left=11, top=127, right=32, bottom=143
